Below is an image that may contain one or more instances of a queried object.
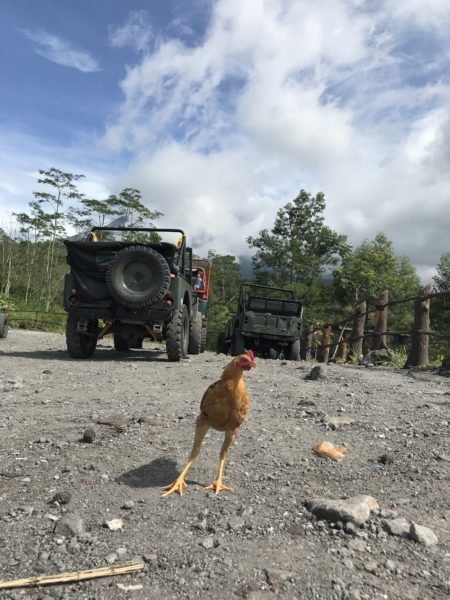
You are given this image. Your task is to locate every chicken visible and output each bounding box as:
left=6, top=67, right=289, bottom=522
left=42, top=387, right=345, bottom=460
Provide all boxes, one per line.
left=162, top=350, right=256, bottom=497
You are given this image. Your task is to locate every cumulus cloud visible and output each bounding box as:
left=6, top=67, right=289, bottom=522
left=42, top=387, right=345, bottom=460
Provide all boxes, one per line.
left=109, top=10, right=153, bottom=53
left=103, top=0, right=450, bottom=276
left=21, top=29, right=100, bottom=72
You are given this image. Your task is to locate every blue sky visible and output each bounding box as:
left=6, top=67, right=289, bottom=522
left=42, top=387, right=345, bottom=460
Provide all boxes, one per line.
left=1, top=0, right=449, bottom=280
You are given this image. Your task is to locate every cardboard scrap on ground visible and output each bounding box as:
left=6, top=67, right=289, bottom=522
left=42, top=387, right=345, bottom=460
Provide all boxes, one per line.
left=313, top=441, right=348, bottom=461
left=0, top=561, right=145, bottom=590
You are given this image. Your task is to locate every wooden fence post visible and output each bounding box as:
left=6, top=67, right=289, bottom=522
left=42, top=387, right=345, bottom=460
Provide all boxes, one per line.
left=373, top=290, right=389, bottom=350
left=318, top=324, right=332, bottom=363
left=351, top=301, right=366, bottom=361
left=338, top=332, right=349, bottom=362
left=404, top=284, right=432, bottom=368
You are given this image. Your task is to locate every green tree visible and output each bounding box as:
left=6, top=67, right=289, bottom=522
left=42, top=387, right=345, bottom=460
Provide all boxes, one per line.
left=333, top=232, right=421, bottom=328
left=33, top=168, right=85, bottom=310
left=206, top=251, right=242, bottom=343
left=247, top=188, right=348, bottom=321
left=108, top=188, right=162, bottom=228
left=67, top=198, right=123, bottom=234
left=431, top=252, right=450, bottom=359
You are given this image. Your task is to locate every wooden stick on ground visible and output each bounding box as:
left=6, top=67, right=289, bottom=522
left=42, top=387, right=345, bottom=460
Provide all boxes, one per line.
left=0, top=561, right=145, bottom=590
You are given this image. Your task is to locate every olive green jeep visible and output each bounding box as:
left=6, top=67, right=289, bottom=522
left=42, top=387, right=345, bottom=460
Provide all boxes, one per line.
left=63, top=227, right=203, bottom=361
left=217, top=284, right=303, bottom=360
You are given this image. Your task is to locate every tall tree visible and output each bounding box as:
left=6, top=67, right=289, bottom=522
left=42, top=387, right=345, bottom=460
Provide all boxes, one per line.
left=432, top=252, right=450, bottom=358
left=108, top=188, right=162, bottom=228
left=333, top=232, right=421, bottom=329
left=33, top=168, right=85, bottom=310
left=247, top=189, right=347, bottom=321
left=207, top=251, right=242, bottom=337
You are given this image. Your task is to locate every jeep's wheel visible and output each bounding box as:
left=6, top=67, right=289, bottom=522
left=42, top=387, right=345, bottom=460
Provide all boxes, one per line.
left=216, top=331, right=227, bottom=354
left=231, top=329, right=245, bottom=356
left=106, top=245, right=171, bottom=308
left=188, top=315, right=202, bottom=355
left=269, top=347, right=278, bottom=360
left=114, top=335, right=129, bottom=352
left=287, top=338, right=301, bottom=361
left=66, top=317, right=98, bottom=358
left=200, top=322, right=207, bottom=353
left=166, top=304, right=189, bottom=361
left=0, top=313, right=8, bottom=339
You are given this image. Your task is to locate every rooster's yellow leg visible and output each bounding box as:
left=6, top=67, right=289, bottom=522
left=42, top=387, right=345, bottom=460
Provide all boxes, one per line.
left=162, top=422, right=209, bottom=497
left=204, top=430, right=237, bottom=495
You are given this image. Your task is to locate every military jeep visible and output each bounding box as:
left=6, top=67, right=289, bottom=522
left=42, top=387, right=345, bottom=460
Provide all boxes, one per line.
left=63, top=227, right=202, bottom=361
left=217, top=284, right=303, bottom=360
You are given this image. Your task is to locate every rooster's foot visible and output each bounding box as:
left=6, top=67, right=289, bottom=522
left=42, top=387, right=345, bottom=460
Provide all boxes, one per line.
left=204, top=480, right=234, bottom=495
left=162, top=477, right=187, bottom=497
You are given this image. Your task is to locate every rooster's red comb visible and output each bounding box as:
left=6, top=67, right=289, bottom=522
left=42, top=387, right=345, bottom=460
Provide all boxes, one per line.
left=245, top=349, right=254, bottom=361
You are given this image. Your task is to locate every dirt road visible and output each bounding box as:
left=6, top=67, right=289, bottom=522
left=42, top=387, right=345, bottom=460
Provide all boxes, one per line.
left=0, top=330, right=449, bottom=599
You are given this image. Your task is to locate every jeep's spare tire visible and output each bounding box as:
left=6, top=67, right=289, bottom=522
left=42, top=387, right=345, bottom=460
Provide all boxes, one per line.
left=106, top=246, right=171, bottom=308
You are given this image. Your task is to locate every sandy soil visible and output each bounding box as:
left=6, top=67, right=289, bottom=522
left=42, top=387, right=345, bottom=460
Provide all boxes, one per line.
left=0, top=329, right=449, bottom=600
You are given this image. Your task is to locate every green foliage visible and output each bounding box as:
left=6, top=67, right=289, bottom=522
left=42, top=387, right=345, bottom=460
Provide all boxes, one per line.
left=333, top=232, right=421, bottom=329
left=206, top=251, right=242, bottom=347
left=431, top=252, right=450, bottom=359
left=247, top=188, right=348, bottom=324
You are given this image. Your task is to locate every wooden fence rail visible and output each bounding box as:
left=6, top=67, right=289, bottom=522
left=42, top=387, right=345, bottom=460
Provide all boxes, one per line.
left=303, top=286, right=449, bottom=368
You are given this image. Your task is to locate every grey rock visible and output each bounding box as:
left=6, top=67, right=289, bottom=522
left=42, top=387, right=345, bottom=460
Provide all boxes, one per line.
left=53, top=491, right=72, bottom=505
left=121, top=500, right=135, bottom=510
left=323, top=415, right=355, bottom=429
left=200, top=536, right=215, bottom=549
left=383, top=518, right=411, bottom=538
left=308, top=365, right=326, bottom=380
left=105, top=552, right=118, bottom=564
left=82, top=427, right=96, bottom=443
left=54, top=513, right=87, bottom=537
left=228, top=516, right=245, bottom=530
left=364, top=560, right=378, bottom=573
left=265, top=567, right=295, bottom=588
left=410, top=522, right=439, bottom=546
left=362, top=349, right=394, bottom=365
left=347, top=539, right=367, bottom=552
left=305, top=495, right=378, bottom=526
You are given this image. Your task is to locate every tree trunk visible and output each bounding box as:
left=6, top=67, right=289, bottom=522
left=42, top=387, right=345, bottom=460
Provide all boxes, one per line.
left=318, top=324, right=332, bottom=363
left=373, top=290, right=389, bottom=350
left=404, top=284, right=432, bottom=368
left=351, top=301, right=366, bottom=361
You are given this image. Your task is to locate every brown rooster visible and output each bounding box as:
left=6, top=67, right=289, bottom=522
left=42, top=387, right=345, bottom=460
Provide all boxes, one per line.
left=162, top=350, right=256, bottom=496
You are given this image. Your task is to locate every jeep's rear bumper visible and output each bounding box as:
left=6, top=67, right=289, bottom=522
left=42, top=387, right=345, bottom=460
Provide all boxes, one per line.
left=66, top=306, right=172, bottom=322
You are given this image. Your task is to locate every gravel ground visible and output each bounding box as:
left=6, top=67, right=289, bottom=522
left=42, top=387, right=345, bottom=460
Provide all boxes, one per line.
left=0, top=329, right=449, bottom=600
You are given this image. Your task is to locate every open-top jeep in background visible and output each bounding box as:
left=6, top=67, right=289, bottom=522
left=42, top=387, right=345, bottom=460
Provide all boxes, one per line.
left=63, top=227, right=204, bottom=361
left=217, top=284, right=303, bottom=360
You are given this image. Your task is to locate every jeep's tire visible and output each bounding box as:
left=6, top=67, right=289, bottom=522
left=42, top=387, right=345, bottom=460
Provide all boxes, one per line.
left=66, top=317, right=98, bottom=358
left=106, top=245, right=171, bottom=308
left=0, top=313, right=8, bottom=339
left=200, top=322, right=207, bottom=353
left=216, top=331, right=227, bottom=354
left=287, top=338, right=301, bottom=361
left=114, top=335, right=129, bottom=352
left=231, top=329, right=245, bottom=356
left=166, top=305, right=189, bottom=361
left=188, top=315, right=202, bottom=355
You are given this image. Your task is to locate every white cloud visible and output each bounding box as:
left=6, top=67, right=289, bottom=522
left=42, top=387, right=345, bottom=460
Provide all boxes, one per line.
left=21, top=29, right=100, bottom=72
left=109, top=10, right=153, bottom=53
left=101, top=0, right=450, bottom=278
